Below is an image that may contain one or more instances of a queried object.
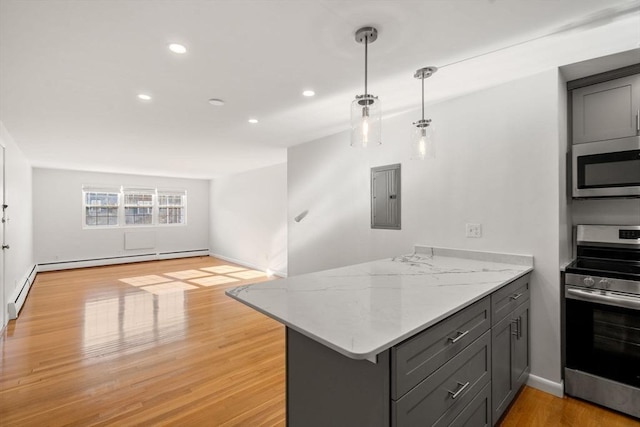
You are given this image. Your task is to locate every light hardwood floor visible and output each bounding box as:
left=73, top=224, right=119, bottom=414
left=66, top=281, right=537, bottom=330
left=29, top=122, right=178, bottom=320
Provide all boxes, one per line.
left=1, top=257, right=638, bottom=426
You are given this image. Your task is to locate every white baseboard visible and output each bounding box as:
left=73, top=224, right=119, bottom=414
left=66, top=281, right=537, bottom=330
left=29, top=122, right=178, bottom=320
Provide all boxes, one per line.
left=208, top=252, right=288, bottom=278
left=8, top=264, right=38, bottom=320
left=527, top=374, right=564, bottom=397
left=37, top=249, right=210, bottom=272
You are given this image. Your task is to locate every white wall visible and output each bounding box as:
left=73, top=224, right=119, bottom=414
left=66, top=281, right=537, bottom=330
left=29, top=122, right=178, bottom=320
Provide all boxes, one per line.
left=209, top=163, right=287, bottom=276
left=288, top=70, right=563, bottom=389
left=33, top=168, right=209, bottom=265
left=0, top=122, right=34, bottom=329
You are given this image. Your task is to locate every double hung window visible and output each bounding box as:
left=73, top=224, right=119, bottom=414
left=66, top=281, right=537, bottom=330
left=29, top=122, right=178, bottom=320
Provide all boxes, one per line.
left=83, top=188, right=120, bottom=227
left=158, top=190, right=187, bottom=225
left=82, top=186, right=187, bottom=228
left=124, top=188, right=155, bottom=225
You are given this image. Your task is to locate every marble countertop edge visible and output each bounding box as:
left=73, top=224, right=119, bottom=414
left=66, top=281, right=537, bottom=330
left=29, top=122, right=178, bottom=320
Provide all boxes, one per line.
left=415, top=245, right=534, bottom=267
left=226, top=247, right=534, bottom=361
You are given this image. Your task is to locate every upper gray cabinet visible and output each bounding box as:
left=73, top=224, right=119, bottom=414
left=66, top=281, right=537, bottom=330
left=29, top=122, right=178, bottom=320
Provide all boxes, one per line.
left=572, top=74, right=640, bottom=144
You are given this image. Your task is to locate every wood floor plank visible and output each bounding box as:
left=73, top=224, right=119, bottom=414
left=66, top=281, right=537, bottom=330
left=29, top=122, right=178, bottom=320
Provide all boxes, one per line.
left=1, top=256, right=638, bottom=426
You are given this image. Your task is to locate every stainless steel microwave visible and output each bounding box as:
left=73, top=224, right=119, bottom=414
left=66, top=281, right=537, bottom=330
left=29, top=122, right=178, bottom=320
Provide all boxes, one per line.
left=572, top=136, right=640, bottom=198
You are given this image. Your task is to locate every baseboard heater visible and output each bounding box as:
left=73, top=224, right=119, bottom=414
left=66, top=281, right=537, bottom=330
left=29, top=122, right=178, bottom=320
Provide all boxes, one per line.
left=8, top=264, right=38, bottom=320
left=37, top=249, right=210, bottom=272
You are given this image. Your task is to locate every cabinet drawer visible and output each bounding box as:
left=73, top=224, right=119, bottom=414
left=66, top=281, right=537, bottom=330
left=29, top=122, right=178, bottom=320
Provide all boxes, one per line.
left=449, top=382, right=491, bottom=427
left=491, top=274, right=530, bottom=326
left=392, top=331, right=491, bottom=427
left=392, top=297, right=490, bottom=399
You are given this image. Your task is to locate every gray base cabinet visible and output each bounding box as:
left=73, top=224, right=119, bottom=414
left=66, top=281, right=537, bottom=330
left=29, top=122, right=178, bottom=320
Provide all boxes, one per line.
left=286, top=328, right=390, bottom=427
left=490, top=275, right=530, bottom=425
left=286, top=273, right=531, bottom=427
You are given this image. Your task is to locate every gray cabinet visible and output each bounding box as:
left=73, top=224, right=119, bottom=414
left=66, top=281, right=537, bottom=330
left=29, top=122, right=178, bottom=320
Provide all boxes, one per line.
left=285, top=274, right=531, bottom=427
left=491, top=299, right=530, bottom=425
left=392, top=297, right=491, bottom=399
left=392, top=332, right=491, bottom=427
left=572, top=74, right=640, bottom=144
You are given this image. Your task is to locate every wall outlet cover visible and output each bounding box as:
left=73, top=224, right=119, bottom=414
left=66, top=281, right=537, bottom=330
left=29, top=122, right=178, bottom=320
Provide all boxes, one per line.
left=466, top=223, right=482, bottom=238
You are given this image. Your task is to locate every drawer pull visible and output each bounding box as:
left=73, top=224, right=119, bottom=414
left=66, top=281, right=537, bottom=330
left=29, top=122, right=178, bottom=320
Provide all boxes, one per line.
left=510, top=317, right=524, bottom=338
left=510, top=293, right=523, bottom=301
left=448, top=330, right=470, bottom=344
left=447, top=381, right=470, bottom=399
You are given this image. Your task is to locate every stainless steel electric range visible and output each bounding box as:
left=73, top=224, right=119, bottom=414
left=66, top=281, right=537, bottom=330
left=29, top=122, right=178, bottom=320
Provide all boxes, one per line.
left=564, top=225, right=640, bottom=419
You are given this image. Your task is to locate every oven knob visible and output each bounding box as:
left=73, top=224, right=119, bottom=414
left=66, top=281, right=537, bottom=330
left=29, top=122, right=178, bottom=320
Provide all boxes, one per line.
left=598, top=279, right=610, bottom=289
left=583, top=277, right=595, bottom=287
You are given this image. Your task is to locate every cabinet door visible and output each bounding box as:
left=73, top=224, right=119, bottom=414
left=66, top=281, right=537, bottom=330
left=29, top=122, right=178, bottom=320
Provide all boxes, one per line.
left=491, top=314, right=515, bottom=425
left=512, top=300, right=530, bottom=390
left=572, top=74, right=640, bottom=144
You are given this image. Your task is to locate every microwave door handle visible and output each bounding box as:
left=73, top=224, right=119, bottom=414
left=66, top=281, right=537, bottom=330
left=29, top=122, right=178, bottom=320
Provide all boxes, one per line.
left=566, top=287, right=640, bottom=310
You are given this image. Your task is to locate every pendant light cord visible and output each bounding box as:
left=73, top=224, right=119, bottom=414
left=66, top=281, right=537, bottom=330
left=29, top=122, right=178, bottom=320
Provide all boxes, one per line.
left=421, top=73, right=425, bottom=121
left=364, top=35, right=368, bottom=97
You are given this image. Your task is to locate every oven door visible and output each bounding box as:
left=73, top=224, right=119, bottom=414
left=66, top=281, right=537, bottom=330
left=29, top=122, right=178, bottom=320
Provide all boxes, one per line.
left=565, top=285, right=640, bottom=388
left=572, top=136, right=640, bottom=198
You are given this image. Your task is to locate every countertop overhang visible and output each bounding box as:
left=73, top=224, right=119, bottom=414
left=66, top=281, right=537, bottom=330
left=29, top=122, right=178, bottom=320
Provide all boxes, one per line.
left=226, top=246, right=533, bottom=361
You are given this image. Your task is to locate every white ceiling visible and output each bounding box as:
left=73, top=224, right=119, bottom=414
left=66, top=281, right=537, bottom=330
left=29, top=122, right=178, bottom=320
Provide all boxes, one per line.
left=1, top=0, right=639, bottom=179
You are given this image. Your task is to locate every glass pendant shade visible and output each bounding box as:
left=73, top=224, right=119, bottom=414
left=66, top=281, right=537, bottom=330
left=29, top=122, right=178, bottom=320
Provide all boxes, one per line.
left=351, top=94, right=381, bottom=147
left=410, top=119, right=435, bottom=160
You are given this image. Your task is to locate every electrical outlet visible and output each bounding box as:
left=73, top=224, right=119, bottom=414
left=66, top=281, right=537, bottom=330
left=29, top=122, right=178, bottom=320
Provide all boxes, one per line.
left=466, top=223, right=482, bottom=238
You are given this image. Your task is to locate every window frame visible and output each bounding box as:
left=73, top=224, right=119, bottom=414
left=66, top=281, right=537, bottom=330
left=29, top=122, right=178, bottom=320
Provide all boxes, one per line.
left=82, top=186, right=188, bottom=229
left=82, top=187, right=122, bottom=229
left=123, top=188, right=156, bottom=227
left=157, top=190, right=188, bottom=226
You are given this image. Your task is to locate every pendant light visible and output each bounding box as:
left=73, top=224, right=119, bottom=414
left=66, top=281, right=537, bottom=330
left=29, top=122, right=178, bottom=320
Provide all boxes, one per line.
left=351, top=27, right=381, bottom=148
left=410, top=66, right=437, bottom=160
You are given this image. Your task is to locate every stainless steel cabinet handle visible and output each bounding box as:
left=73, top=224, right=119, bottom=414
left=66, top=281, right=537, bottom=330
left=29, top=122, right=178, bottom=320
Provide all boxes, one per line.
left=510, top=293, right=523, bottom=300
left=448, top=330, right=469, bottom=344
left=447, top=381, right=470, bottom=399
left=518, top=316, right=522, bottom=339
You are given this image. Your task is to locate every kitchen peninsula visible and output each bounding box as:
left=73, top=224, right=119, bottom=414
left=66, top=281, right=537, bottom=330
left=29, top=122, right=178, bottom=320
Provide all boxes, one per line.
left=227, top=246, right=533, bottom=426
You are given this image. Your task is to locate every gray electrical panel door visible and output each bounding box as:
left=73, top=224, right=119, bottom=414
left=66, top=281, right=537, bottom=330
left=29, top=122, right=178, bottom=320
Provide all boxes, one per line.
left=371, top=164, right=401, bottom=230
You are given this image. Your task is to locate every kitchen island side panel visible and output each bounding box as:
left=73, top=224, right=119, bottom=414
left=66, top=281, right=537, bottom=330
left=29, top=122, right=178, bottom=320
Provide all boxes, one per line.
left=286, top=328, right=390, bottom=427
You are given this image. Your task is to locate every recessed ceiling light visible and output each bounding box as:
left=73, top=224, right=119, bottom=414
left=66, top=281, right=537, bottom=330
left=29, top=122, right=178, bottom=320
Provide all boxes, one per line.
left=137, top=94, right=152, bottom=101
left=168, top=43, right=187, bottom=54
left=302, top=90, right=315, bottom=97
left=208, top=98, right=225, bottom=106
left=248, top=118, right=259, bottom=124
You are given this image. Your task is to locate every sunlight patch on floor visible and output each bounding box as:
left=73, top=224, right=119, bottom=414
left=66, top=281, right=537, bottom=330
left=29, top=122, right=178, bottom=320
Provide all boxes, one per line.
left=227, top=270, right=267, bottom=280
left=118, top=265, right=268, bottom=293
left=164, top=270, right=212, bottom=280
left=119, top=275, right=172, bottom=286
left=201, top=265, right=247, bottom=274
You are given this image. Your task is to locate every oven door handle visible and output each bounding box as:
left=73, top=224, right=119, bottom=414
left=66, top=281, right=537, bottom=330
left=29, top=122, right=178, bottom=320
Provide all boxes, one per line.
left=566, top=286, right=640, bottom=310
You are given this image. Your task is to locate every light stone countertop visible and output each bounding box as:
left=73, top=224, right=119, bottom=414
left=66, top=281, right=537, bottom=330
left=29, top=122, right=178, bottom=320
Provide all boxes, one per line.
left=226, top=246, right=533, bottom=361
